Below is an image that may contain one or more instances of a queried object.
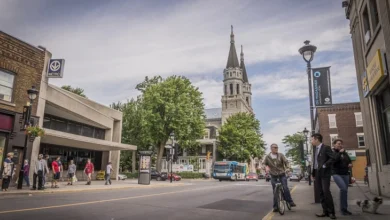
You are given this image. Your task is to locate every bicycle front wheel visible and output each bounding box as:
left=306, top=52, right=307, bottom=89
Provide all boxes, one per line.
left=274, top=186, right=285, bottom=215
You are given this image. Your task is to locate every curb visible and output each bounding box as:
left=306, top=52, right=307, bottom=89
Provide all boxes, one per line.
left=0, top=183, right=185, bottom=197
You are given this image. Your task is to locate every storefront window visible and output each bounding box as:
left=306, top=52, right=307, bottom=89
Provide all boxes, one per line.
left=40, top=144, right=102, bottom=171
left=378, top=87, right=390, bottom=164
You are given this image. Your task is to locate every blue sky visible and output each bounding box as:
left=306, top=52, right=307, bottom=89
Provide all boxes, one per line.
left=0, top=0, right=359, bottom=153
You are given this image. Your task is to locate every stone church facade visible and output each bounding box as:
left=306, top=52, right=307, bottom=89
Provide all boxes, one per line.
left=161, top=26, right=254, bottom=173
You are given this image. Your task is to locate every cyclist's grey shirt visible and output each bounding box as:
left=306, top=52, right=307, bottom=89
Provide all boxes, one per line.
left=263, top=153, right=289, bottom=176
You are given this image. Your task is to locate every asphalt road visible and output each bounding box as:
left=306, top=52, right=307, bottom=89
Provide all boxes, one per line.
left=0, top=179, right=298, bottom=220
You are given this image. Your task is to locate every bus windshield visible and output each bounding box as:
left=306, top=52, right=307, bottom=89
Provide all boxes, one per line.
left=214, top=164, right=230, bottom=173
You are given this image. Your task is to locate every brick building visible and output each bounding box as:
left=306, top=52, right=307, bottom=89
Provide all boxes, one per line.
left=343, top=0, right=390, bottom=196
left=314, top=102, right=366, bottom=180
left=0, top=31, right=46, bottom=181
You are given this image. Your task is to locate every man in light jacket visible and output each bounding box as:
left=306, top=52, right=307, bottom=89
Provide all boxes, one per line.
left=32, top=154, right=49, bottom=190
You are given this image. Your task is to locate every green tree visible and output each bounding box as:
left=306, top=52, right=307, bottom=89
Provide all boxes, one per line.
left=139, top=75, right=205, bottom=171
left=282, top=132, right=306, bottom=167
left=218, top=112, right=265, bottom=163
left=61, top=85, right=87, bottom=98
left=110, top=99, right=151, bottom=172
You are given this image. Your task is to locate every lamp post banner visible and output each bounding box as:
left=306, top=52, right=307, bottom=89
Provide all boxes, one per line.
left=312, top=67, right=332, bottom=106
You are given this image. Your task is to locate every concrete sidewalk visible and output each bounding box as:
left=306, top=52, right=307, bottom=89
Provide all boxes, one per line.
left=0, top=179, right=185, bottom=197
left=264, top=181, right=390, bottom=220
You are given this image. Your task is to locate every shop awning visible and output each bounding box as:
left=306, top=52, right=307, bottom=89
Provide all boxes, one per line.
left=41, top=129, right=137, bottom=151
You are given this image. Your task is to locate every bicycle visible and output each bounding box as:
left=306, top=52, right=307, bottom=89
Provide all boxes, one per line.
left=273, top=175, right=291, bottom=215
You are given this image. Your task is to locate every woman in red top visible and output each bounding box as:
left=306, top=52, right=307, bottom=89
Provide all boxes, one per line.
left=84, top=159, right=94, bottom=185
left=51, top=156, right=61, bottom=188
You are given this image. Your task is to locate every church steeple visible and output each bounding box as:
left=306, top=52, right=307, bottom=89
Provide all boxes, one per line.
left=240, top=45, right=249, bottom=83
left=226, top=25, right=240, bottom=68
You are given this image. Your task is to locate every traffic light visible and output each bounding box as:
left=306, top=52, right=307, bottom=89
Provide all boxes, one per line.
left=173, top=143, right=179, bottom=162
left=206, top=151, right=211, bottom=160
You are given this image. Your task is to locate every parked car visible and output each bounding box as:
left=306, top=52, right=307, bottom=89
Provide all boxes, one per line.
left=118, top=174, right=127, bottom=180
left=289, top=173, right=300, bottom=182
left=163, top=173, right=181, bottom=181
left=246, top=172, right=258, bottom=181
left=258, top=174, right=265, bottom=179
left=151, top=170, right=167, bottom=181
left=265, top=173, right=271, bottom=182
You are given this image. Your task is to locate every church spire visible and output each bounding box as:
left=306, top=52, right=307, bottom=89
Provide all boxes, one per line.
left=240, top=45, right=249, bottom=83
left=226, top=25, right=240, bottom=68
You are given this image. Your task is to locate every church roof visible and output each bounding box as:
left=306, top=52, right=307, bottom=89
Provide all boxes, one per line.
left=226, top=25, right=240, bottom=69
left=240, top=45, right=249, bottom=83
left=205, top=108, right=222, bottom=119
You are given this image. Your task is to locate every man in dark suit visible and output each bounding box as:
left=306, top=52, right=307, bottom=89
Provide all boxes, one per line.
left=311, top=133, right=336, bottom=219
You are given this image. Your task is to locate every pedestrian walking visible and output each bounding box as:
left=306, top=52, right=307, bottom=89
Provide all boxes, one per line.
left=32, top=154, right=47, bottom=190
left=23, top=159, right=30, bottom=187
left=1, top=152, right=14, bottom=192
left=263, top=143, right=296, bottom=212
left=51, top=156, right=61, bottom=188
left=311, top=133, right=336, bottom=219
left=84, top=159, right=94, bottom=185
left=105, top=162, right=113, bottom=185
left=43, top=154, right=50, bottom=187
left=332, top=139, right=353, bottom=215
left=67, top=160, right=76, bottom=185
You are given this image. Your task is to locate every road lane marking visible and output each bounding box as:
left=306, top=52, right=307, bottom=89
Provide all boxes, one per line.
left=0, top=185, right=232, bottom=215
left=262, top=184, right=298, bottom=220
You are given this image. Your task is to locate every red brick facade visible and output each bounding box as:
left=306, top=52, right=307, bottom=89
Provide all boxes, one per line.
left=0, top=31, right=45, bottom=115
left=315, top=102, right=364, bottom=150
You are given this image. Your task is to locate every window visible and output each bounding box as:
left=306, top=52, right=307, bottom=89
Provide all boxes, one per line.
left=94, top=128, right=105, bottom=140
left=236, top=84, right=240, bottom=94
left=377, top=87, right=390, bottom=163
left=230, top=72, right=232, bottom=77
left=82, top=125, right=94, bottom=138
left=51, top=118, right=67, bottom=132
left=201, top=146, right=206, bottom=154
left=200, top=159, right=206, bottom=170
left=224, top=85, right=227, bottom=95
left=0, top=69, right=15, bottom=102
left=68, top=122, right=82, bottom=135
left=355, top=112, right=363, bottom=127
left=230, top=83, right=233, bottom=95
left=246, top=97, right=249, bottom=105
left=362, top=6, right=371, bottom=44
left=330, top=134, right=338, bottom=145
left=43, top=116, right=51, bottom=129
left=357, top=133, right=365, bottom=148
left=203, top=129, right=209, bottom=139
left=369, top=0, right=379, bottom=30
left=328, top=114, right=337, bottom=128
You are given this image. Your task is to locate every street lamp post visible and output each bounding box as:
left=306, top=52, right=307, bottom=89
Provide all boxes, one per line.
left=299, top=40, right=319, bottom=203
left=303, top=127, right=311, bottom=186
left=169, top=132, right=175, bottom=183
left=17, top=86, right=39, bottom=189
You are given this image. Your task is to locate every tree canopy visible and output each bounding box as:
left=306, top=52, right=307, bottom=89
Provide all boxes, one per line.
left=282, top=132, right=306, bottom=167
left=139, top=75, right=205, bottom=171
left=218, top=112, right=265, bottom=163
left=61, top=85, right=87, bottom=98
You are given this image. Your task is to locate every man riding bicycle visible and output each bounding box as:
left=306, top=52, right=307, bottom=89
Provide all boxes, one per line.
left=264, top=143, right=296, bottom=212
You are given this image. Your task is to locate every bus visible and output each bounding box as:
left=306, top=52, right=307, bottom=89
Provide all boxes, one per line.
left=212, top=161, right=247, bottom=181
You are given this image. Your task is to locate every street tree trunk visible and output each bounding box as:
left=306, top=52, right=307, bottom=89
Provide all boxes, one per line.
left=156, top=142, right=165, bottom=172
left=132, top=151, right=136, bottom=173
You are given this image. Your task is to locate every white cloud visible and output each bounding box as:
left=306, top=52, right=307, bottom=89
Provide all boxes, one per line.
left=0, top=0, right=353, bottom=105
left=263, top=114, right=310, bottom=155
left=268, top=119, right=281, bottom=124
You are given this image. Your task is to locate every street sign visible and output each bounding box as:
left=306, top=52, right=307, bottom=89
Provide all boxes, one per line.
left=47, top=59, right=65, bottom=78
